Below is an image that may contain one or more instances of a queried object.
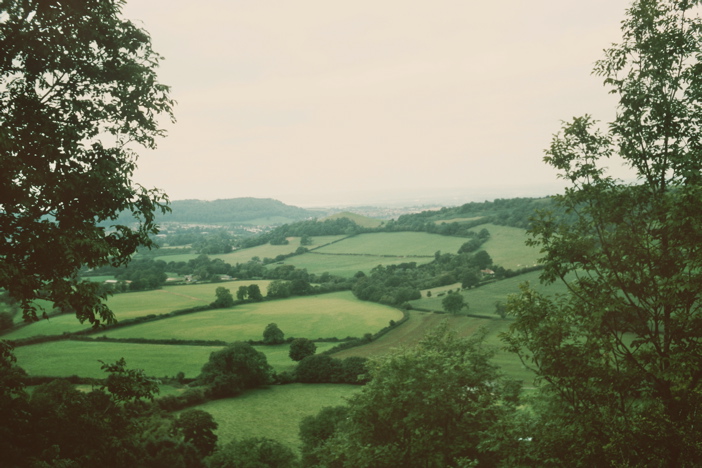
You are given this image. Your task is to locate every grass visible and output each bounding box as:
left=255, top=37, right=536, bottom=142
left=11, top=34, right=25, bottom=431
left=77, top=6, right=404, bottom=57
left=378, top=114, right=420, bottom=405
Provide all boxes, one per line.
left=0, top=280, right=272, bottom=340
left=478, top=223, right=539, bottom=270
left=190, top=384, right=360, bottom=452
left=314, top=232, right=465, bottom=257
left=330, top=310, right=536, bottom=386
left=279, top=252, right=418, bottom=277
left=13, top=340, right=342, bottom=379
left=412, top=270, right=574, bottom=316
left=154, top=236, right=347, bottom=264
left=101, top=291, right=403, bottom=342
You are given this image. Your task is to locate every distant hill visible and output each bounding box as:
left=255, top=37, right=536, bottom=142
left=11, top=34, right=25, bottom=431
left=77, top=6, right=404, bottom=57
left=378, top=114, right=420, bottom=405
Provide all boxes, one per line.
left=323, top=211, right=384, bottom=229
left=160, top=198, right=326, bottom=225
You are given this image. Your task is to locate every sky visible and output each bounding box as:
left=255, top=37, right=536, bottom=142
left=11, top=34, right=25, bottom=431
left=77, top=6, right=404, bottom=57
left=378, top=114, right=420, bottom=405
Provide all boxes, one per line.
left=122, top=0, right=634, bottom=207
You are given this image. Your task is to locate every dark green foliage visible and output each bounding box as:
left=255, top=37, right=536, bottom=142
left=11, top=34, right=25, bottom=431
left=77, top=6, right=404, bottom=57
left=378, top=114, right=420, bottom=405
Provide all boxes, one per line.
left=267, top=280, right=292, bottom=299
left=247, top=284, right=263, bottom=302
left=196, top=342, right=273, bottom=398
left=295, top=355, right=343, bottom=383
left=212, top=287, right=235, bottom=308
left=441, top=291, right=466, bottom=314
left=207, top=437, right=299, bottom=468
left=262, top=323, right=285, bottom=345
left=295, top=355, right=367, bottom=384
left=299, top=406, right=349, bottom=467
left=311, top=324, right=515, bottom=467
left=0, top=0, right=173, bottom=325
left=289, top=337, right=316, bottom=361
left=100, top=357, right=159, bottom=403
left=502, top=1, right=702, bottom=466
left=174, top=409, right=218, bottom=458
left=0, top=311, right=13, bottom=330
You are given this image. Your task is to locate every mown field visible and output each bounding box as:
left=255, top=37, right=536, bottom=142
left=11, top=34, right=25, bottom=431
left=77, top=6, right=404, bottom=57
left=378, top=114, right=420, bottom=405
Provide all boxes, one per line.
left=13, top=340, right=341, bottom=379
left=190, top=384, right=361, bottom=452
left=154, top=235, right=347, bottom=264
left=1, top=280, right=273, bottom=340
left=478, top=223, right=539, bottom=270
left=100, top=291, right=401, bottom=342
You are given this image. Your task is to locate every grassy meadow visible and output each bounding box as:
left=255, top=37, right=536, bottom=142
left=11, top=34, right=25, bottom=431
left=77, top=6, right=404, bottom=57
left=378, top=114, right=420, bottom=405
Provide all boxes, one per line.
left=100, top=292, right=402, bottom=342
left=13, top=340, right=341, bottom=379
left=155, top=236, right=347, bottom=264
left=478, top=223, right=539, bottom=270
left=1, top=280, right=273, bottom=340
left=191, top=384, right=360, bottom=452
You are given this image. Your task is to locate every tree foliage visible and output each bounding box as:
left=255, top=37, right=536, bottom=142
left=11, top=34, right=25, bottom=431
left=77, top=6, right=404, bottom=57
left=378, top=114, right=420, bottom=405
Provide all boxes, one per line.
left=207, top=437, right=298, bottom=468
left=262, top=322, right=285, bottom=345
left=196, top=342, right=272, bottom=398
left=289, top=337, right=316, bottom=361
left=0, top=0, right=174, bottom=326
left=313, top=324, right=514, bottom=467
left=503, top=1, right=702, bottom=465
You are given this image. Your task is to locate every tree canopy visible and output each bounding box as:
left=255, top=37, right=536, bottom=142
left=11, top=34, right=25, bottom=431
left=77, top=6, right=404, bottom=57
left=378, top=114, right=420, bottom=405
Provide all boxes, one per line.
left=504, top=1, right=702, bottom=465
left=0, top=0, right=174, bottom=326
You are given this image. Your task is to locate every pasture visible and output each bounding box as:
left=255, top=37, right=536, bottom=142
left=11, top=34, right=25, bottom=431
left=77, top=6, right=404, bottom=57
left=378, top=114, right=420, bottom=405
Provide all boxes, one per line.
left=313, top=232, right=464, bottom=257
left=154, top=235, right=347, bottom=264
left=412, top=270, right=574, bottom=316
left=190, top=384, right=360, bottom=452
left=13, top=340, right=341, bottom=379
left=330, top=310, right=536, bottom=386
left=101, top=291, right=403, bottom=342
left=478, top=223, right=538, bottom=270
left=1, top=280, right=272, bottom=340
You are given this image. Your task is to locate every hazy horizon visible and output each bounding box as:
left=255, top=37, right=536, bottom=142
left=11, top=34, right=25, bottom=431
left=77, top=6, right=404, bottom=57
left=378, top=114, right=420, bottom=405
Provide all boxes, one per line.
left=122, top=0, right=635, bottom=204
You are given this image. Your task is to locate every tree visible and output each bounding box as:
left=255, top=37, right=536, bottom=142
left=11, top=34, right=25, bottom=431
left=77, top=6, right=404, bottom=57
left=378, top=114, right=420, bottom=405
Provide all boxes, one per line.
left=207, top=437, right=298, bottom=468
left=503, top=1, right=702, bottom=465
left=0, top=0, right=174, bottom=326
left=262, top=323, right=285, bottom=345
left=441, top=291, right=466, bottom=314
left=196, top=342, right=272, bottom=398
left=289, top=337, right=316, bottom=361
left=314, top=324, right=514, bottom=467
left=212, top=287, right=234, bottom=308
left=236, top=285, right=248, bottom=301
left=174, top=409, right=218, bottom=458
left=266, top=279, right=291, bottom=299
left=247, top=284, right=263, bottom=302
left=299, top=406, right=349, bottom=467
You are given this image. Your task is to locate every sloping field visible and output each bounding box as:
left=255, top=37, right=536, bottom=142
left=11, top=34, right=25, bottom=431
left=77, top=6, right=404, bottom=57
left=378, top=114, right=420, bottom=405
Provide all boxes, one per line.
left=330, top=310, right=534, bottom=385
left=478, top=223, right=539, bottom=270
left=13, top=340, right=340, bottom=378
left=192, top=384, right=360, bottom=452
left=314, top=232, right=466, bottom=257
left=154, top=236, right=346, bottom=264
left=1, top=280, right=272, bottom=340
left=101, top=292, right=403, bottom=342
left=278, top=252, right=415, bottom=277
left=413, top=270, right=574, bottom=316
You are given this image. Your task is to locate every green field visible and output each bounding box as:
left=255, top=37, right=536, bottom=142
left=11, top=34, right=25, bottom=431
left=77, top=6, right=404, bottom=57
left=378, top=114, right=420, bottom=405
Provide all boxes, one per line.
left=314, top=232, right=464, bottom=257
left=412, top=270, right=573, bottom=316
left=13, top=340, right=341, bottom=379
left=478, top=223, right=539, bottom=270
left=154, top=236, right=347, bottom=264
left=101, top=292, right=403, bottom=342
left=1, top=281, right=272, bottom=340
left=190, top=384, right=360, bottom=452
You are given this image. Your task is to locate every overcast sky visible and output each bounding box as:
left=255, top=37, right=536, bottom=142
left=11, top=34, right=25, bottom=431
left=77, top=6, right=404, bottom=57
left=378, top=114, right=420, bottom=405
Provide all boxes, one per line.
left=122, top=0, right=633, bottom=207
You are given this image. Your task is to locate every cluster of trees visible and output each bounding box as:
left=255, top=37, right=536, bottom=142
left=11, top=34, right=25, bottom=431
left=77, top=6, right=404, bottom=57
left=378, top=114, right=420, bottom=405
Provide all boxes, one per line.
left=297, top=325, right=519, bottom=467
left=351, top=250, right=494, bottom=307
